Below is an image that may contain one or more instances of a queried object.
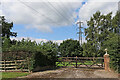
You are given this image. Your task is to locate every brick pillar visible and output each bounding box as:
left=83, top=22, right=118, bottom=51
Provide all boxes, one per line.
left=104, top=54, right=110, bottom=71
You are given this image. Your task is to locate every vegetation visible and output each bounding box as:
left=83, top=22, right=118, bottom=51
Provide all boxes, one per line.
left=2, top=39, right=59, bottom=71
left=56, top=61, right=97, bottom=67
left=0, top=16, right=17, bottom=41
left=83, top=11, right=120, bottom=73
left=1, top=72, right=30, bottom=78
left=59, top=39, right=83, bottom=57
left=1, top=10, right=120, bottom=73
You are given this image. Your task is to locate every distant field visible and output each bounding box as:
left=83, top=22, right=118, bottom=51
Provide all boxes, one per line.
left=56, top=61, right=94, bottom=67
left=1, top=72, right=30, bottom=78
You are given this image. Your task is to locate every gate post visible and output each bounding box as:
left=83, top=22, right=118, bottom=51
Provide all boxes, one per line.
left=76, top=56, right=77, bottom=68
left=104, top=53, right=110, bottom=71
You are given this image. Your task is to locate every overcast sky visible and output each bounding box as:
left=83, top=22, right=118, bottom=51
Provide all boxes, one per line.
left=1, top=0, right=119, bottom=44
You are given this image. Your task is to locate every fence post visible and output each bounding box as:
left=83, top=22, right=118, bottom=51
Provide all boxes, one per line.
left=15, top=60, right=17, bottom=70
left=27, top=58, right=30, bottom=73
left=104, top=54, right=110, bottom=71
left=4, top=60, right=6, bottom=71
left=76, top=56, right=77, bottom=68
left=66, top=57, right=67, bottom=61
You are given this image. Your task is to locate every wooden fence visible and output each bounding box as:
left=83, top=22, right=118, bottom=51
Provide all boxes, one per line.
left=57, top=56, right=104, bottom=68
left=0, top=60, right=30, bottom=72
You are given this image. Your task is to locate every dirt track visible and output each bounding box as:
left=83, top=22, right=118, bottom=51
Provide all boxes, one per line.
left=19, top=68, right=119, bottom=78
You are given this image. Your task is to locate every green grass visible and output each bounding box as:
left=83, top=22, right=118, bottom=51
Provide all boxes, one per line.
left=1, top=72, right=30, bottom=78
left=56, top=62, right=82, bottom=67
left=56, top=61, right=102, bottom=67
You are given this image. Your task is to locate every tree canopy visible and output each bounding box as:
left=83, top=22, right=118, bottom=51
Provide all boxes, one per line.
left=83, top=11, right=120, bottom=73
left=0, top=16, right=17, bottom=38
left=59, top=39, right=83, bottom=57
left=83, top=11, right=119, bottom=56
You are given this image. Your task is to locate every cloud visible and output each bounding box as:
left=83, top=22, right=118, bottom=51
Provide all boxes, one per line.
left=1, top=0, right=83, bottom=32
left=79, top=1, right=119, bottom=27
left=1, top=0, right=84, bottom=2
left=10, top=36, right=87, bottom=45
left=87, top=0, right=119, bottom=2
left=10, top=37, right=63, bottom=45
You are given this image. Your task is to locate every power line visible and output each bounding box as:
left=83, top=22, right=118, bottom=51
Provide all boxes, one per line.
left=17, top=0, right=76, bottom=37
left=41, top=0, right=76, bottom=27
left=40, top=0, right=63, bottom=18
left=58, top=1, right=74, bottom=23
left=17, top=0, right=61, bottom=25
left=47, top=0, right=73, bottom=24
left=43, top=0, right=76, bottom=36
left=39, top=0, right=70, bottom=24
left=45, top=1, right=78, bottom=36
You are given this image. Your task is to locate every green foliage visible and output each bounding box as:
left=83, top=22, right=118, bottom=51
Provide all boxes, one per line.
left=59, top=39, right=83, bottom=57
left=0, top=16, right=17, bottom=38
left=102, top=33, right=120, bottom=73
left=82, top=42, right=98, bottom=57
left=33, top=41, right=58, bottom=68
left=2, top=38, right=58, bottom=71
left=84, top=11, right=120, bottom=73
left=2, top=38, right=11, bottom=52
left=2, top=11, right=119, bottom=73
left=9, top=38, right=37, bottom=52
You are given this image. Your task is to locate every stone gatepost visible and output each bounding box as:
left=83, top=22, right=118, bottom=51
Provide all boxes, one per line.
left=104, top=53, right=110, bottom=71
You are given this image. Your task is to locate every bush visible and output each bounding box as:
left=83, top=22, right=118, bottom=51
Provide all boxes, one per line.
left=2, top=39, right=58, bottom=71
left=103, top=33, right=120, bottom=73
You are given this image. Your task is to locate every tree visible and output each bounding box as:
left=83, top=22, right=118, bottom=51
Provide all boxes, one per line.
left=2, top=38, right=11, bottom=52
left=102, top=33, right=120, bottom=73
left=0, top=16, right=17, bottom=38
left=82, top=42, right=99, bottom=57
left=59, top=39, right=83, bottom=57
left=85, top=11, right=120, bottom=72
left=85, top=11, right=119, bottom=56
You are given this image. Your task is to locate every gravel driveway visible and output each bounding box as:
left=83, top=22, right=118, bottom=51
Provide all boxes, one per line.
left=19, top=68, right=119, bottom=78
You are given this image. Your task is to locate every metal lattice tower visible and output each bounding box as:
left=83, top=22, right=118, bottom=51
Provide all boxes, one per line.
left=76, top=21, right=83, bottom=46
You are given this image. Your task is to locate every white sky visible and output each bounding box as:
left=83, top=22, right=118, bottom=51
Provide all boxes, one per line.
left=1, top=0, right=119, bottom=44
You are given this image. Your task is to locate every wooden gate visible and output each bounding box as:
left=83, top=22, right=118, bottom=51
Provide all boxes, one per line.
left=56, top=57, right=104, bottom=68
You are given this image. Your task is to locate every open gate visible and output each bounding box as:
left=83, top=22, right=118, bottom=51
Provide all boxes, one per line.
left=56, top=57, right=104, bottom=68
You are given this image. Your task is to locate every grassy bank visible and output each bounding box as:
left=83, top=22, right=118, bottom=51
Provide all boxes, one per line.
left=1, top=72, right=30, bottom=78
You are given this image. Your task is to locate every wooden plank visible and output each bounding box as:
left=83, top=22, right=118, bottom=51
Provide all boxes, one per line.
left=0, top=60, right=26, bottom=63
left=5, top=61, right=15, bottom=62
left=16, top=60, right=26, bottom=62
left=77, top=57, right=104, bottom=59
left=0, top=61, right=4, bottom=62
left=59, top=57, right=74, bottom=59
left=58, top=57, right=104, bottom=59
left=0, top=63, right=15, bottom=65
left=5, top=66, right=16, bottom=68
left=59, top=57, right=104, bottom=59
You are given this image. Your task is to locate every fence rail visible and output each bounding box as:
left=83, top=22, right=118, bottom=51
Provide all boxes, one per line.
left=57, top=57, right=104, bottom=68
left=0, top=60, right=30, bottom=72
left=58, top=57, right=104, bottom=59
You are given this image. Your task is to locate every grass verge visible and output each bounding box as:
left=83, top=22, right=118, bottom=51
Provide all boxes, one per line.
left=1, top=72, right=30, bottom=78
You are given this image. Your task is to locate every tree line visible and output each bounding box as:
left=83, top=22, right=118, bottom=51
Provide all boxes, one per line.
left=0, top=11, right=119, bottom=73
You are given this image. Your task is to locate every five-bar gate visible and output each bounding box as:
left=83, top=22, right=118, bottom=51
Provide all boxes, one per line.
left=56, top=56, right=104, bottom=68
